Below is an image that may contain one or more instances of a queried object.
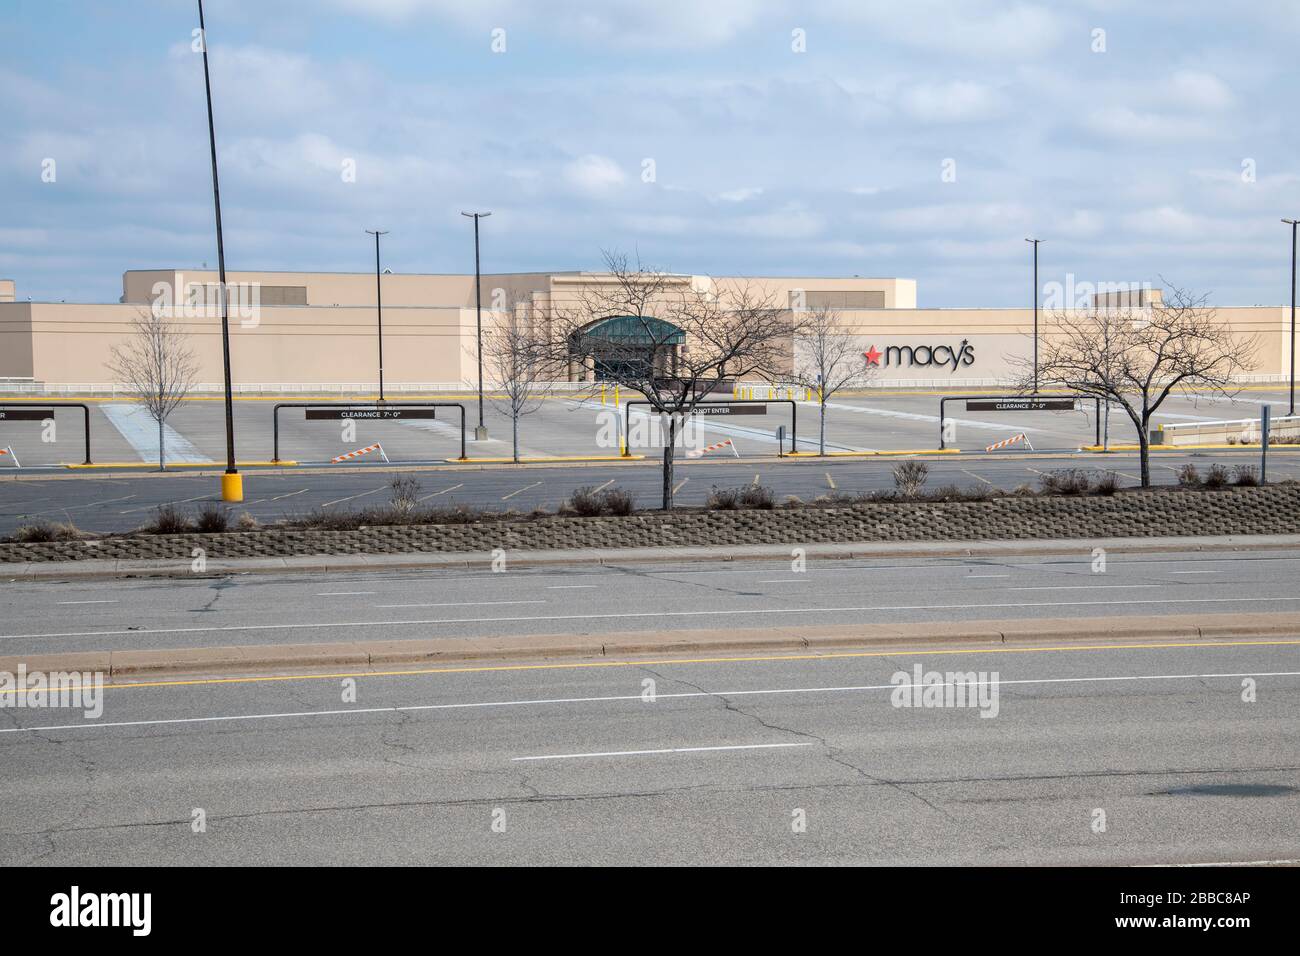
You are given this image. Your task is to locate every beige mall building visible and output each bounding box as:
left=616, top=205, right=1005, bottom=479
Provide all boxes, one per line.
left=0, top=269, right=1291, bottom=391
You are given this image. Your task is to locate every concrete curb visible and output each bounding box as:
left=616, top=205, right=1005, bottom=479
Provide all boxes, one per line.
left=2, top=612, right=1295, bottom=679
left=7, top=533, right=1300, bottom=581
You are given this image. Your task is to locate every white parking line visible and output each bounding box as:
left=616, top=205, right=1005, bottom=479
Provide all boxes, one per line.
left=673, top=477, right=689, bottom=494
left=120, top=494, right=210, bottom=515
left=320, top=486, right=386, bottom=508
left=419, top=483, right=463, bottom=501
left=56, top=600, right=118, bottom=605
left=32, top=494, right=137, bottom=516
left=269, top=488, right=309, bottom=502
left=502, top=481, right=542, bottom=501
left=512, top=742, right=815, bottom=762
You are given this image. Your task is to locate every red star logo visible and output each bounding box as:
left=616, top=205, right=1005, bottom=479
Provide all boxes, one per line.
left=863, top=345, right=882, bottom=366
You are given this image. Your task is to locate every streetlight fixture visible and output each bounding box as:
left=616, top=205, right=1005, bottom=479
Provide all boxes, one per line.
left=1284, top=219, right=1298, bottom=416
left=365, top=229, right=389, bottom=402
left=461, top=211, right=491, bottom=440
left=197, top=0, right=240, bottom=502
left=1025, top=238, right=1042, bottom=393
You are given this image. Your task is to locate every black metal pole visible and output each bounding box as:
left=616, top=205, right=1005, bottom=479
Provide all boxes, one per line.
left=461, top=211, right=491, bottom=438
left=475, top=216, right=482, bottom=429
left=1286, top=219, right=1297, bottom=416
left=81, top=404, right=91, bottom=465
left=366, top=229, right=388, bottom=402
left=1026, top=238, right=1041, bottom=392
left=197, top=0, right=237, bottom=483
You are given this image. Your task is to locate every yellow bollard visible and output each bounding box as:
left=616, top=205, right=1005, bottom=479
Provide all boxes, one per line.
left=221, top=472, right=244, bottom=503
left=614, top=384, right=620, bottom=408
left=600, top=383, right=607, bottom=406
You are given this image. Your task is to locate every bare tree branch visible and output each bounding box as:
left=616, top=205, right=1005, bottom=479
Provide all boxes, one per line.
left=1008, top=283, right=1258, bottom=486
left=538, top=251, right=793, bottom=507
left=790, top=304, right=874, bottom=454
left=105, top=308, right=199, bottom=471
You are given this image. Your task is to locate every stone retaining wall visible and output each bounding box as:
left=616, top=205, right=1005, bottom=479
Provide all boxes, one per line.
left=3, top=485, right=1298, bottom=564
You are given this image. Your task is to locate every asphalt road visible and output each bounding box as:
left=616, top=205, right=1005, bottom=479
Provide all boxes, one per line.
left=5, top=549, right=1300, bottom=656
left=0, top=637, right=1295, bottom=865
left=4, top=448, right=1299, bottom=536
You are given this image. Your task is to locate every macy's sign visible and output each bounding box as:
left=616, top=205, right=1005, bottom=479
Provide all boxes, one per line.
left=864, top=340, right=975, bottom=373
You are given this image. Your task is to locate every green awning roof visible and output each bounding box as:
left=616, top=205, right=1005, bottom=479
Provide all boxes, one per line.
left=577, top=315, right=685, bottom=346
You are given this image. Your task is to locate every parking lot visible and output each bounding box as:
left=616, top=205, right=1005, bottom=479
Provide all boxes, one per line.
left=0, top=387, right=1293, bottom=467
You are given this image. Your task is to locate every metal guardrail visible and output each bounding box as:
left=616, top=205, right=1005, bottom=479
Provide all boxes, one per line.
left=938, top=394, right=1101, bottom=450
left=0, top=403, right=92, bottom=464
left=271, top=402, right=468, bottom=462
left=621, top=400, right=798, bottom=457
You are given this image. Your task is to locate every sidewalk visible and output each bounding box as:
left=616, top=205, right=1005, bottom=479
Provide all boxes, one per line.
left=7, top=533, right=1300, bottom=580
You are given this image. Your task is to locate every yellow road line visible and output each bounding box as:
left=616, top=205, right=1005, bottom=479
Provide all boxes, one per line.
left=13, top=637, right=1295, bottom=696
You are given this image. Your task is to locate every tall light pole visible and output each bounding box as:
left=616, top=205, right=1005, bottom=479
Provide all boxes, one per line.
left=1284, top=219, right=1298, bottom=416
left=1025, top=238, right=1042, bottom=392
left=461, top=211, right=491, bottom=440
left=197, top=0, right=240, bottom=502
left=365, top=229, right=389, bottom=402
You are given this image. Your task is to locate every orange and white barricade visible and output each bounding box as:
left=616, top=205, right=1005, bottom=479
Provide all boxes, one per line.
left=687, top=438, right=740, bottom=459
left=331, top=442, right=389, bottom=463
left=985, top=433, right=1032, bottom=452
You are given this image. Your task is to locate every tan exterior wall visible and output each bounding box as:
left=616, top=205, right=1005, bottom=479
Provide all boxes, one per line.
left=2, top=300, right=479, bottom=385
left=0, top=303, right=34, bottom=378
left=1, top=269, right=1289, bottom=387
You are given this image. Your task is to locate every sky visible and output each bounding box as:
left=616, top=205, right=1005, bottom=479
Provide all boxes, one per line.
left=2, top=0, right=1298, bottom=307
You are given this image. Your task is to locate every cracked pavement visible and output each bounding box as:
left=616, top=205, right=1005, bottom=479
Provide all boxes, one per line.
left=0, top=636, right=1296, bottom=865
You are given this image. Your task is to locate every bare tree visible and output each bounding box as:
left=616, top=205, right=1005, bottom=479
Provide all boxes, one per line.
left=479, top=302, right=553, bottom=463
left=106, top=308, right=199, bottom=471
left=1010, top=283, right=1257, bottom=487
left=541, top=251, right=792, bottom=508
left=792, top=304, right=873, bottom=455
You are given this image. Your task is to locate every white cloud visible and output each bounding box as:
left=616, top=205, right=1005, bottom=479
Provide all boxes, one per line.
left=563, top=154, right=627, bottom=194
left=1160, top=71, right=1234, bottom=111
left=1083, top=106, right=1215, bottom=141
left=900, top=81, right=1006, bottom=123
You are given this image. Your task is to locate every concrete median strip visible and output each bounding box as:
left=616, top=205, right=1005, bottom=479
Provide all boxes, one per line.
left=1, top=612, right=1296, bottom=680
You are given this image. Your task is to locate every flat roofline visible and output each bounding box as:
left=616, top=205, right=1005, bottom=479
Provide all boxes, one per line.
left=120, top=268, right=915, bottom=282
left=122, top=268, right=584, bottom=278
